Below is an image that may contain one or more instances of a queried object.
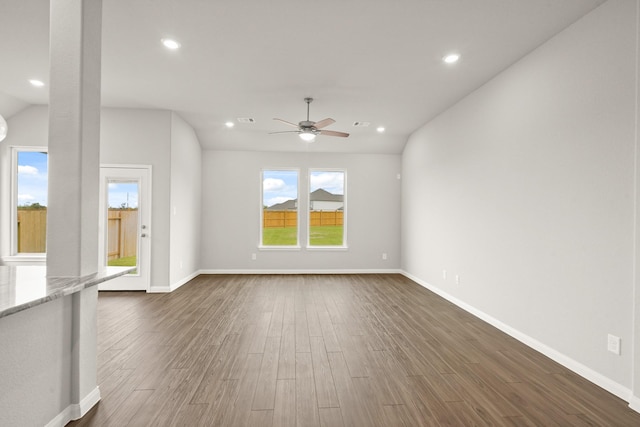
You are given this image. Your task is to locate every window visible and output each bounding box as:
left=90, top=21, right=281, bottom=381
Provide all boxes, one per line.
left=261, top=169, right=299, bottom=247
left=106, top=179, right=139, bottom=271
left=309, top=169, right=346, bottom=247
left=13, top=148, right=48, bottom=254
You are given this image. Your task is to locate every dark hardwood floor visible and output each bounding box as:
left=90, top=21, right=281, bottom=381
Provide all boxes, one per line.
left=68, top=274, right=640, bottom=426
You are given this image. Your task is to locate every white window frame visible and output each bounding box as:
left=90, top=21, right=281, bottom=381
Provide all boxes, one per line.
left=8, top=146, right=48, bottom=263
left=259, top=168, right=301, bottom=250
left=307, top=168, right=347, bottom=250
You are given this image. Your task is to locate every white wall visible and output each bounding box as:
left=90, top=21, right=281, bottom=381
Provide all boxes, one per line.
left=169, top=112, right=202, bottom=288
left=402, top=0, right=637, bottom=400
left=200, top=150, right=401, bottom=272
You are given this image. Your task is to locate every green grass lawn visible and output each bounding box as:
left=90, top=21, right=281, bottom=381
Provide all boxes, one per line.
left=262, top=227, right=298, bottom=245
left=309, top=225, right=343, bottom=246
left=108, top=255, right=137, bottom=274
left=263, top=226, right=343, bottom=246
left=108, top=255, right=137, bottom=266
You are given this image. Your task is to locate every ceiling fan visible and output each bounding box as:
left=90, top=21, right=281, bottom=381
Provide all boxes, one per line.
left=271, top=97, right=349, bottom=142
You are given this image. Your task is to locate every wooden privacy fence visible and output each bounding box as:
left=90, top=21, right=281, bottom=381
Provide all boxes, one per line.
left=310, top=210, right=343, bottom=227
left=263, top=210, right=297, bottom=228
left=107, top=209, right=138, bottom=261
left=16, top=208, right=137, bottom=260
left=263, top=210, right=343, bottom=228
left=17, top=209, right=47, bottom=253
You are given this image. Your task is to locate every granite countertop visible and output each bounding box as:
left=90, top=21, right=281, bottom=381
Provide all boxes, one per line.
left=0, top=265, right=133, bottom=318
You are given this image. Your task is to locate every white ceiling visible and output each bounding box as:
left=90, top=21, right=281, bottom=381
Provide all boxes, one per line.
left=0, top=0, right=605, bottom=154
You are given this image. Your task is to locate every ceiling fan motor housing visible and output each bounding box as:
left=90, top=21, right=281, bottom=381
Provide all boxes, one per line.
left=270, top=97, right=349, bottom=139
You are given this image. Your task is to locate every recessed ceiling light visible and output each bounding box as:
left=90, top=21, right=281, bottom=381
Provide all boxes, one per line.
left=161, top=38, right=181, bottom=50
left=443, top=53, right=460, bottom=64
left=29, top=79, right=45, bottom=87
left=376, top=126, right=385, bottom=133
left=225, top=121, right=234, bottom=128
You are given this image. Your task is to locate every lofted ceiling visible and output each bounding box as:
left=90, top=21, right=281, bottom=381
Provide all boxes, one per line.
left=0, top=0, right=605, bottom=154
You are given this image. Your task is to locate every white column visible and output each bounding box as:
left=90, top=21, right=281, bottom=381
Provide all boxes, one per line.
left=47, top=0, right=102, bottom=278
left=70, top=286, right=100, bottom=412
left=47, top=0, right=103, bottom=419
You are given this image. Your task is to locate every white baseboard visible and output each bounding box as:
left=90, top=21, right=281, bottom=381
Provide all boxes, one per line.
left=147, top=286, right=172, bottom=293
left=46, top=407, right=73, bottom=427
left=77, top=386, right=101, bottom=419
left=198, top=268, right=403, bottom=275
left=401, top=271, right=635, bottom=408
left=171, top=271, right=200, bottom=291
left=629, top=395, right=640, bottom=413
left=147, top=271, right=201, bottom=293
left=45, top=386, right=100, bottom=427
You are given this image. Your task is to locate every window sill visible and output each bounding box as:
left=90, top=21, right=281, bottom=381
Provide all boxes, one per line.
left=306, top=245, right=349, bottom=251
left=258, top=245, right=302, bottom=251
left=1, top=254, right=47, bottom=266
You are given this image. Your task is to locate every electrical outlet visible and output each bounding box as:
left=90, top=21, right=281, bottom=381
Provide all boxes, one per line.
left=607, top=334, right=621, bottom=355
left=382, top=253, right=387, bottom=260
left=443, top=270, right=447, bottom=280
left=455, top=275, right=460, bottom=285
left=251, top=253, right=257, bottom=261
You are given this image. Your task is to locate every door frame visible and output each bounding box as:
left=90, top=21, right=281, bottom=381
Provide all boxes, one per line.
left=98, top=164, right=152, bottom=291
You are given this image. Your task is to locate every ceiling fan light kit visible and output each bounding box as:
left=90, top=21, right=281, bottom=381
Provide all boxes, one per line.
left=271, top=97, right=349, bottom=142
left=299, top=131, right=316, bottom=142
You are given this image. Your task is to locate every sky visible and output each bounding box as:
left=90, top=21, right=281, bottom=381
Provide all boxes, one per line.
left=263, top=170, right=344, bottom=207
left=263, top=170, right=298, bottom=207
left=310, top=171, right=344, bottom=195
left=17, top=151, right=48, bottom=206
left=108, top=181, right=139, bottom=209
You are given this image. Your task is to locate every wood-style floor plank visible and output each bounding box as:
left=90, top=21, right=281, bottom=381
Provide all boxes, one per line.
left=295, top=352, right=321, bottom=427
left=319, top=407, right=345, bottom=427
left=273, top=379, right=296, bottom=427
left=294, top=309, right=311, bottom=353
left=278, top=322, right=296, bottom=380
left=328, top=351, right=376, bottom=427
left=67, top=274, right=640, bottom=426
left=310, top=336, right=340, bottom=408
left=252, top=335, right=281, bottom=410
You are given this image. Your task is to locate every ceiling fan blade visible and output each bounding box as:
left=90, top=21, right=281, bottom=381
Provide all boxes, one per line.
left=319, top=130, right=349, bottom=138
left=273, top=118, right=299, bottom=128
left=313, top=118, right=335, bottom=129
left=269, top=130, right=301, bottom=135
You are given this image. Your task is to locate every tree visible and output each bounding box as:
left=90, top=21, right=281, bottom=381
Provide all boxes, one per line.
left=18, top=202, right=46, bottom=210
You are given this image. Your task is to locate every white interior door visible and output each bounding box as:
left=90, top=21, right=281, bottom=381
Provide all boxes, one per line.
left=98, top=165, right=151, bottom=291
